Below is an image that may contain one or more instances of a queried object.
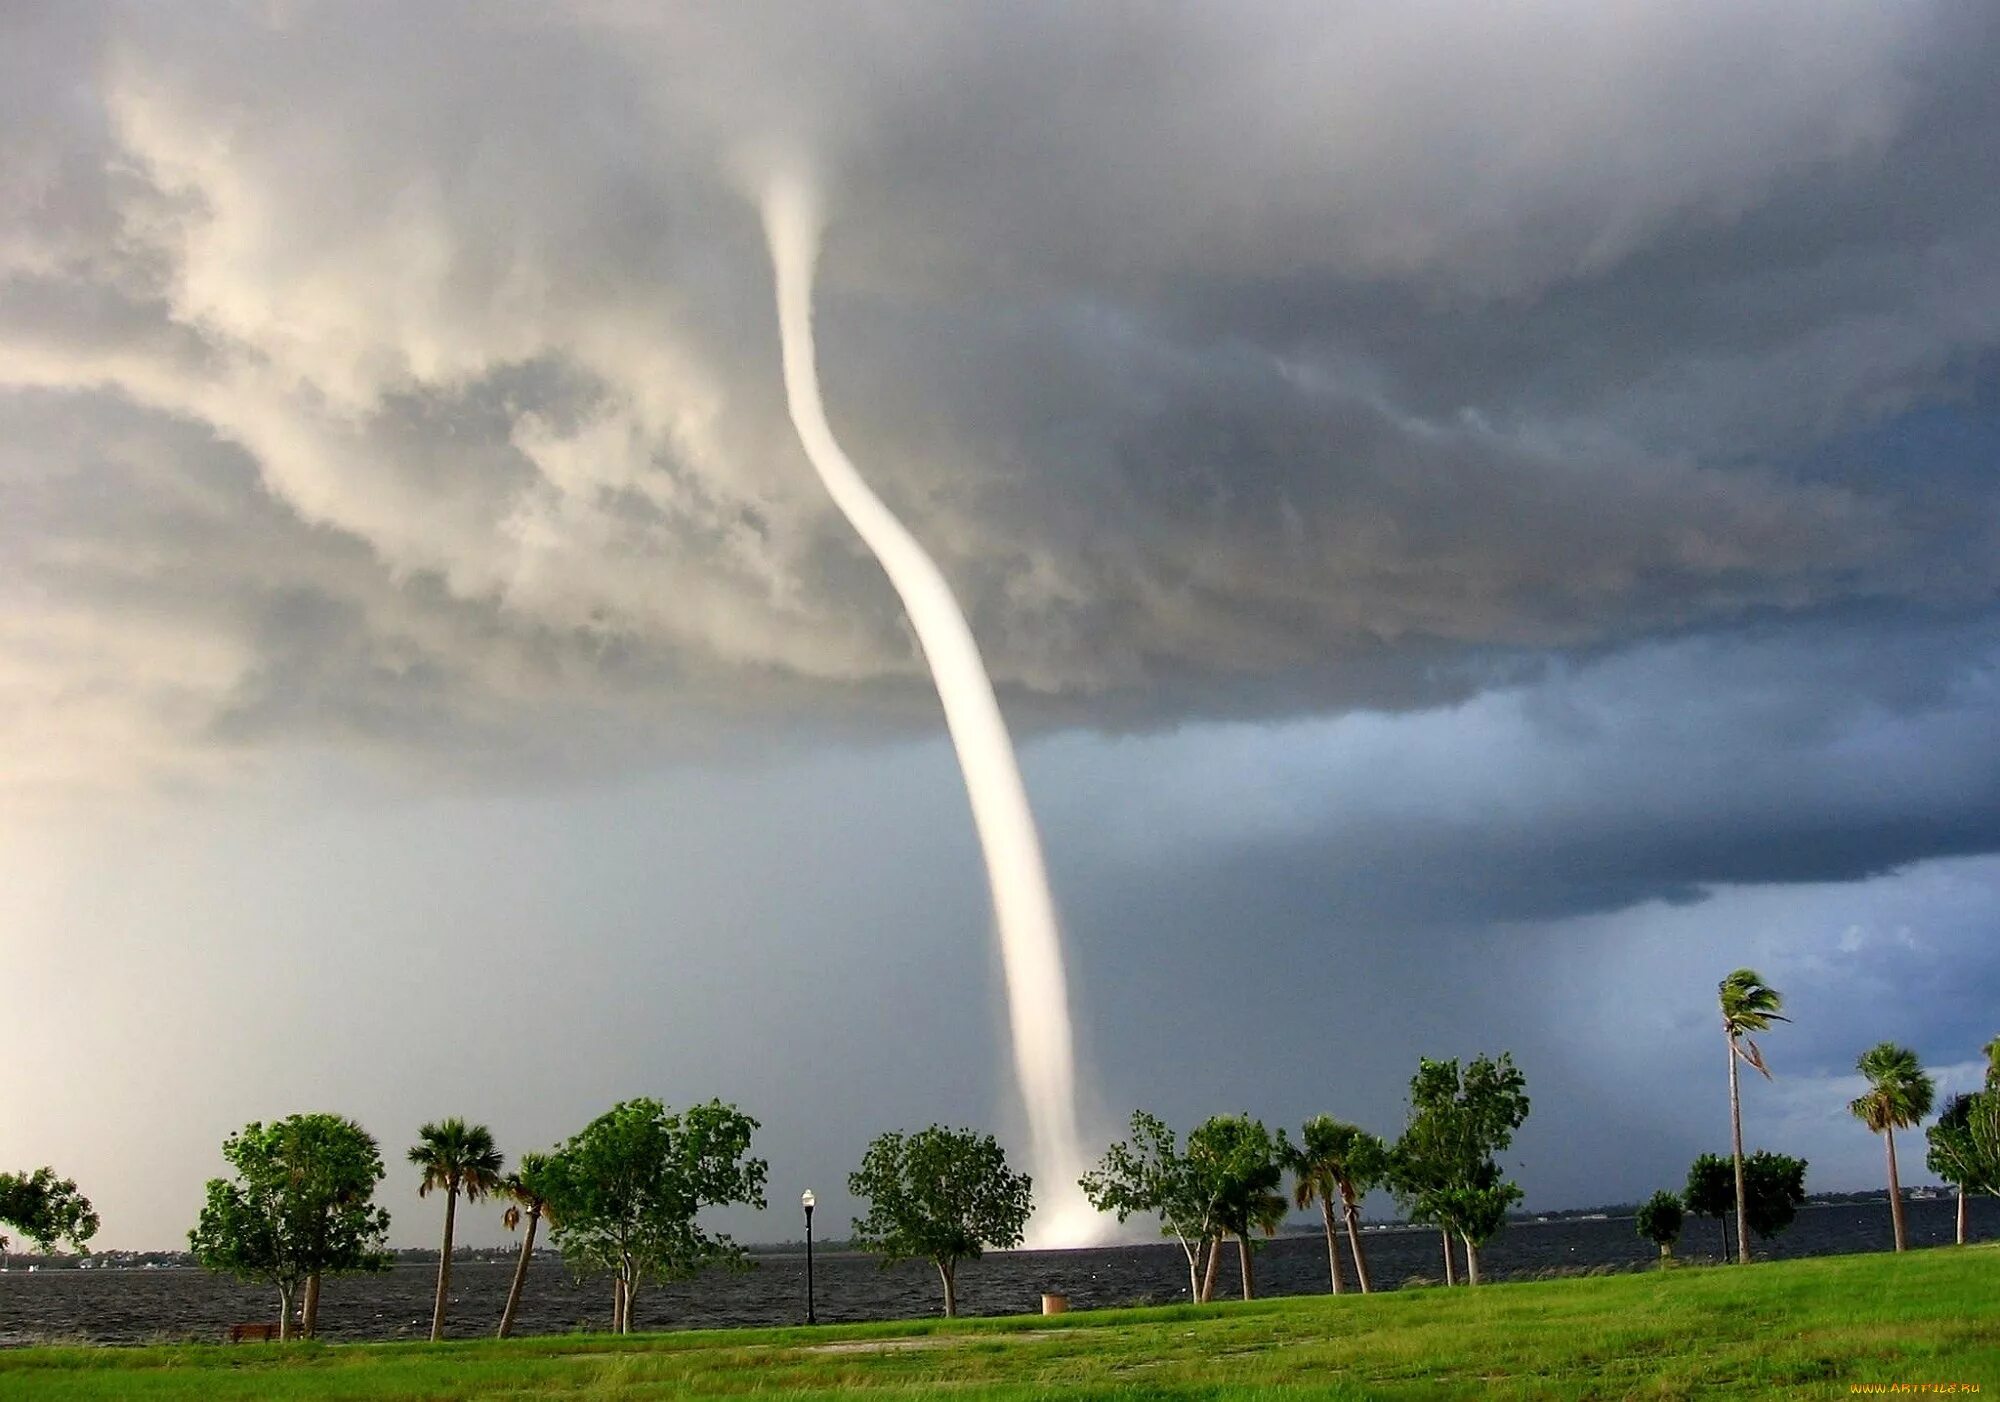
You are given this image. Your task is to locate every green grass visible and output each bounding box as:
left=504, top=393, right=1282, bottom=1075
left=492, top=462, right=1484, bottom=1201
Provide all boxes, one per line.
left=2, top=1247, right=1994, bottom=1399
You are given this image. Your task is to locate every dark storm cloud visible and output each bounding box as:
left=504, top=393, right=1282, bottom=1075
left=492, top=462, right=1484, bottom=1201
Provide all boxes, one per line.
left=1040, top=608, right=2000, bottom=950
left=3, top=2, right=1998, bottom=819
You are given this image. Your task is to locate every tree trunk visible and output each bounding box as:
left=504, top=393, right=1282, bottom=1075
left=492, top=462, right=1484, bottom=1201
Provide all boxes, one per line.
left=1341, top=1185, right=1373, bottom=1293
left=431, top=1184, right=457, bottom=1341
left=276, top=1283, right=297, bottom=1342
left=302, top=1272, right=321, bottom=1338
left=1729, top=1037, right=1751, bottom=1264
left=611, top=1276, right=625, bottom=1334
left=1441, top=1229, right=1457, bottom=1286
left=1719, top=1212, right=1732, bottom=1264
left=1200, top=1234, right=1223, bottom=1303
left=1237, top=1233, right=1255, bottom=1301
left=1319, top=1198, right=1345, bottom=1294
left=1957, top=1187, right=1968, bottom=1246
left=625, top=1278, right=641, bottom=1334
left=937, top=1259, right=958, bottom=1318
left=497, top=1207, right=540, bottom=1339
left=1885, top=1126, right=1907, bottom=1252
left=1462, top=1236, right=1481, bottom=1286
left=1182, top=1239, right=1202, bottom=1302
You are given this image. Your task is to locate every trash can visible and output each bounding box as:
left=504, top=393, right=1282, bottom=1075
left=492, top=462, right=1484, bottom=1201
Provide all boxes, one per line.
left=1041, top=1293, right=1068, bottom=1316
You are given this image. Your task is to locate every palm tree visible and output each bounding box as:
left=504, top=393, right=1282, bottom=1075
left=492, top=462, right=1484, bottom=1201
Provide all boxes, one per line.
left=496, top=1152, right=558, bottom=1339
left=1233, top=1186, right=1289, bottom=1301
left=1848, top=1043, right=1936, bottom=1252
left=1283, top=1121, right=1345, bottom=1295
left=408, top=1119, right=505, bottom=1341
left=1282, top=1117, right=1383, bottom=1294
left=1719, top=968, right=1787, bottom=1265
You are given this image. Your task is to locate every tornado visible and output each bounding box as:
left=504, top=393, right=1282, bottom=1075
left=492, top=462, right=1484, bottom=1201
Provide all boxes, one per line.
left=763, top=175, right=1095, bottom=1246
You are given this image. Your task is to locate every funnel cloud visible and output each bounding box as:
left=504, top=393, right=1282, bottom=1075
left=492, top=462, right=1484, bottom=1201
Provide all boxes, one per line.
left=764, top=174, right=1095, bottom=1244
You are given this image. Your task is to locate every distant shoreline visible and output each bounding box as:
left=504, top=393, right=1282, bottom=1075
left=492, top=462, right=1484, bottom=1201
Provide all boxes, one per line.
left=4, top=1187, right=1946, bottom=1267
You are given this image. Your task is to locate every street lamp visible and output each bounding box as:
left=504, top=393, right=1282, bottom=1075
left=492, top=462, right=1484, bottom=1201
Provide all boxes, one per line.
left=801, top=1189, right=817, bottom=1325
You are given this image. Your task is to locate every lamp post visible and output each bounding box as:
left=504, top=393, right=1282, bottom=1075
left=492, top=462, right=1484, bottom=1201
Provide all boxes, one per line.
left=801, top=1189, right=817, bottom=1324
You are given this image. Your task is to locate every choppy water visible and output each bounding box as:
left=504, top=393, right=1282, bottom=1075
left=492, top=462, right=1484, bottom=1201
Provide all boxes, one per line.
left=1, top=1197, right=1988, bottom=1346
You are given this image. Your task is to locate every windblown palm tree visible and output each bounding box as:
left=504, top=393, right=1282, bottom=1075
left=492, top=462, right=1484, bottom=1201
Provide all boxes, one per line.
left=496, top=1152, right=558, bottom=1339
left=1282, top=1117, right=1383, bottom=1294
left=1848, top=1042, right=1935, bottom=1252
left=1719, top=968, right=1787, bottom=1264
left=1229, top=1185, right=1289, bottom=1301
left=408, top=1119, right=505, bottom=1341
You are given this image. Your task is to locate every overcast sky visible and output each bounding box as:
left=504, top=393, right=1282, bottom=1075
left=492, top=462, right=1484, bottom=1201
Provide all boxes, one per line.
left=4, top=1, right=1999, bottom=1251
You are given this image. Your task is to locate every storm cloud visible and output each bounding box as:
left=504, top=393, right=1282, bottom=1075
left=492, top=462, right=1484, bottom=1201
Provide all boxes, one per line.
left=8, top=2, right=1999, bottom=771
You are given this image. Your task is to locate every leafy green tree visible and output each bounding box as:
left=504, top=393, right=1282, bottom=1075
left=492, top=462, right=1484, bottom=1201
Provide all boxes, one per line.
left=543, top=1099, right=767, bottom=1334
left=1390, top=1054, right=1529, bottom=1285
left=1080, top=1111, right=1222, bottom=1302
left=299, top=1133, right=382, bottom=1338
left=188, top=1115, right=391, bottom=1340
left=1847, top=1043, right=1935, bottom=1253
left=0, top=1168, right=98, bottom=1268
left=1740, top=1150, right=1808, bottom=1242
left=1281, top=1117, right=1386, bottom=1294
left=496, top=1151, right=559, bottom=1339
left=1927, top=1092, right=2000, bottom=1246
left=849, top=1126, right=1031, bottom=1318
left=1684, top=1153, right=1737, bottom=1261
left=407, top=1118, right=505, bottom=1341
left=1634, top=1190, right=1683, bottom=1261
left=1188, top=1115, right=1284, bottom=1302
left=1718, top=968, right=1787, bottom=1264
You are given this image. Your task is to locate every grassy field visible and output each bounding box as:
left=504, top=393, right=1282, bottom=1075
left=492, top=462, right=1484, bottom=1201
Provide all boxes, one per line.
left=1, top=1247, right=1992, bottom=1400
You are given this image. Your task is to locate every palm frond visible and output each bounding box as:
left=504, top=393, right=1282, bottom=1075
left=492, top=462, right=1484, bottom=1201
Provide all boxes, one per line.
left=1733, top=1035, right=1773, bottom=1080
left=1853, top=1042, right=1936, bottom=1130
left=1719, top=968, right=1789, bottom=1037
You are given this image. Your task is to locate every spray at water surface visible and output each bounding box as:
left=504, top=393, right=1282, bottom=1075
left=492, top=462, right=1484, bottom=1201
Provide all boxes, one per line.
left=763, top=175, right=1097, bottom=1246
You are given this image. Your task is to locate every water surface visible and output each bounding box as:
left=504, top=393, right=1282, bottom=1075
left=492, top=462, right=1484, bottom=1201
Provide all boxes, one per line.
left=1, top=1197, right=1986, bottom=1346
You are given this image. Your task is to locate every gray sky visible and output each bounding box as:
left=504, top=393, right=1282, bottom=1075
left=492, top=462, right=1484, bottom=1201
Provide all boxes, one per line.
left=4, top=1, right=1998, bottom=1250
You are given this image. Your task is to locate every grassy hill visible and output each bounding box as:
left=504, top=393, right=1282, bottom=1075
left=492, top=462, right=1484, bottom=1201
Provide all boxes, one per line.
left=2, top=1245, right=1992, bottom=1399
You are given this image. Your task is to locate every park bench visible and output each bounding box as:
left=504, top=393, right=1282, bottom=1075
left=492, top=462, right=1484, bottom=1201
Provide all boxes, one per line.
left=226, top=1322, right=282, bottom=1343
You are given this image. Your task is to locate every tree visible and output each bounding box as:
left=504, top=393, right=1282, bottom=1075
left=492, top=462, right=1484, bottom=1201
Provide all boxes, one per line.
left=1928, top=1092, right=2000, bottom=1246
left=543, top=1098, right=767, bottom=1334
left=0, top=1168, right=98, bottom=1268
left=1280, top=1117, right=1386, bottom=1294
left=1188, top=1115, right=1284, bottom=1302
left=188, top=1115, right=391, bottom=1340
left=1719, top=968, right=1787, bottom=1264
left=849, top=1126, right=1031, bottom=1318
left=299, top=1132, right=382, bottom=1338
left=1845, top=1043, right=1934, bottom=1253
left=496, top=1151, right=559, bottom=1339
left=1389, top=1054, right=1529, bottom=1285
left=407, top=1118, right=505, bottom=1341
left=1634, top=1190, right=1683, bottom=1262
left=1684, top=1153, right=1737, bottom=1261
left=1080, top=1111, right=1221, bottom=1302
left=1740, top=1150, right=1807, bottom=1242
